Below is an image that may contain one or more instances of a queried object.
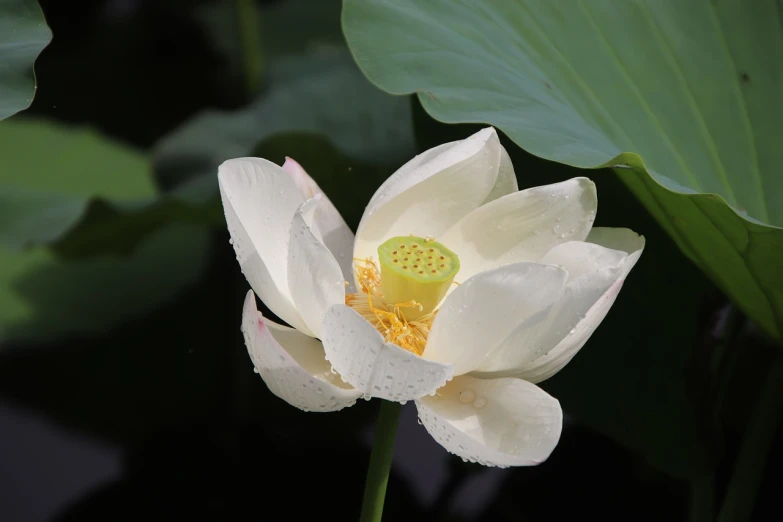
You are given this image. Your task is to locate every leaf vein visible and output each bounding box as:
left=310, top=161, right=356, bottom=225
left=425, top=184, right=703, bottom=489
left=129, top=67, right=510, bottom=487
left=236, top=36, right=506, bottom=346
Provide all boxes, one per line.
left=638, top=2, right=739, bottom=208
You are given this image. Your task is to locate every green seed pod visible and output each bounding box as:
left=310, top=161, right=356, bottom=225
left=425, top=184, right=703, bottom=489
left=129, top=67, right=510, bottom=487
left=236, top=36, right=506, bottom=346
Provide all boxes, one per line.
left=377, top=235, right=460, bottom=320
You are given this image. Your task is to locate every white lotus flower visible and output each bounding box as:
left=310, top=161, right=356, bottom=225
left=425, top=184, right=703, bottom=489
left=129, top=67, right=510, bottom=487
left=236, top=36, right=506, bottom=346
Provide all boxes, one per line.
left=218, top=128, right=644, bottom=467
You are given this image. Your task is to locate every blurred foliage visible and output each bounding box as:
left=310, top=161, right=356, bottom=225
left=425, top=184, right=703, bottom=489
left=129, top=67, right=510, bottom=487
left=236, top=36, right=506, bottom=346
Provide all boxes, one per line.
left=194, top=0, right=343, bottom=84
left=0, top=118, right=156, bottom=249
left=253, top=132, right=399, bottom=230
left=26, top=0, right=233, bottom=147
left=0, top=117, right=215, bottom=341
left=153, top=47, right=414, bottom=193
left=343, top=0, right=783, bottom=340
left=0, top=223, right=210, bottom=342
left=0, top=1, right=780, bottom=521
left=0, top=0, right=50, bottom=120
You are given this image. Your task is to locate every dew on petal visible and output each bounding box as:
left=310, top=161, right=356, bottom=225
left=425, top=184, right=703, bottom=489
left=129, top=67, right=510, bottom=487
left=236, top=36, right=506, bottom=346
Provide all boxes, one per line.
left=458, top=390, right=475, bottom=404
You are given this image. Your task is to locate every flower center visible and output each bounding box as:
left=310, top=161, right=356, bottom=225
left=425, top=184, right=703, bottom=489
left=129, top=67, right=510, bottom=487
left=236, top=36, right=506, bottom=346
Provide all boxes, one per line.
left=345, top=236, right=460, bottom=356
left=377, top=236, right=460, bottom=320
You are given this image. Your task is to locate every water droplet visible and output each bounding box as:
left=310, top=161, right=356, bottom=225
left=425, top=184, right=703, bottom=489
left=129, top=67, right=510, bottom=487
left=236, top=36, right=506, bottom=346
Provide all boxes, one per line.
left=473, top=397, right=487, bottom=409
left=459, top=390, right=475, bottom=404
left=252, top=367, right=259, bottom=374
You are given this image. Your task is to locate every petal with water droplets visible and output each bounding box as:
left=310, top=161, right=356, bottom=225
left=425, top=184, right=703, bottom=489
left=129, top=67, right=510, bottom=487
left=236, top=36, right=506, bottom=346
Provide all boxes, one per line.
left=241, top=290, right=361, bottom=412
left=288, top=195, right=347, bottom=337
left=415, top=374, right=562, bottom=467
left=423, top=262, right=567, bottom=376
left=321, top=304, right=454, bottom=402
left=354, top=128, right=504, bottom=265
left=219, top=158, right=310, bottom=333
left=283, top=157, right=355, bottom=285
left=439, top=178, right=597, bottom=282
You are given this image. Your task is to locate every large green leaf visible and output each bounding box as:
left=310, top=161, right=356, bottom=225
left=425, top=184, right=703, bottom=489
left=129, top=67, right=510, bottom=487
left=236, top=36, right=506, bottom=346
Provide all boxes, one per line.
left=343, top=0, right=783, bottom=338
left=0, top=118, right=156, bottom=248
left=0, top=0, right=51, bottom=120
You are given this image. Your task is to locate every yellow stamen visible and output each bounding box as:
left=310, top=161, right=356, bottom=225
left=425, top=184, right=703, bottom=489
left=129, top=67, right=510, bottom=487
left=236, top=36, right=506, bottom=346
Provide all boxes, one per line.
left=346, top=259, right=436, bottom=356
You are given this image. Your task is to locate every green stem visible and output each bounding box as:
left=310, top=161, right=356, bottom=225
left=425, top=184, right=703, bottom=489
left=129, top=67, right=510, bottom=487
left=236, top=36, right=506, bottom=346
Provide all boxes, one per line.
left=235, top=0, right=262, bottom=97
left=360, top=400, right=402, bottom=522
left=717, top=352, right=783, bottom=522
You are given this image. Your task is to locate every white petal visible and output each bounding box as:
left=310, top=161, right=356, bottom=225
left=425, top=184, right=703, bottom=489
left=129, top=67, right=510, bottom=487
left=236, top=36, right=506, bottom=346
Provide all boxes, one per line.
left=354, top=128, right=503, bottom=264
left=415, top=375, right=562, bottom=467
left=283, top=156, right=321, bottom=199
left=477, top=236, right=644, bottom=378
left=320, top=304, right=454, bottom=402
left=512, top=232, right=645, bottom=383
left=488, top=265, right=622, bottom=372
left=364, top=142, right=453, bottom=212
left=283, top=157, right=355, bottom=286
left=481, top=145, right=518, bottom=205
left=219, top=158, right=309, bottom=333
left=439, top=178, right=597, bottom=282
left=513, top=274, right=624, bottom=384
left=538, top=240, right=627, bottom=280
left=241, top=290, right=361, bottom=412
left=423, top=263, right=567, bottom=376
left=287, top=196, right=347, bottom=338
left=586, top=227, right=646, bottom=278
left=364, top=137, right=515, bottom=212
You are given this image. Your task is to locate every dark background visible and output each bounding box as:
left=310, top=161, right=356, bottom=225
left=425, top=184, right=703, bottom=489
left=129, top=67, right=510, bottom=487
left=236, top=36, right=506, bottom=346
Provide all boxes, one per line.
left=1, top=1, right=781, bottom=520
